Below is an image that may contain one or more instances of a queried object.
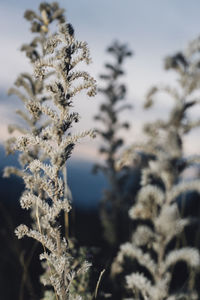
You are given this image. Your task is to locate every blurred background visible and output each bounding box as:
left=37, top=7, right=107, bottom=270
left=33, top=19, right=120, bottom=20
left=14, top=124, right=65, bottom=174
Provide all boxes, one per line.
left=1, top=1, right=200, bottom=299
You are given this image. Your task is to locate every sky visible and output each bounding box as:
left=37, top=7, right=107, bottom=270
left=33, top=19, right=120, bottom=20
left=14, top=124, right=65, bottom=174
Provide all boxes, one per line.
left=0, top=0, right=200, bottom=161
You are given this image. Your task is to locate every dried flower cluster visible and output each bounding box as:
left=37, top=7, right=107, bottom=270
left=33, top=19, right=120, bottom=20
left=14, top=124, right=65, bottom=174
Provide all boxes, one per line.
left=4, top=2, right=66, bottom=178
left=5, top=3, right=96, bottom=299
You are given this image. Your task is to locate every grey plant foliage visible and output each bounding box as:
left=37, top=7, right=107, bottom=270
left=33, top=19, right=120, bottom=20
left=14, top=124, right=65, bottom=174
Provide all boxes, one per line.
left=3, top=3, right=66, bottom=298
left=4, top=2, right=66, bottom=177
left=22, top=2, right=65, bottom=62
left=93, top=41, right=133, bottom=247
left=6, top=5, right=96, bottom=299
left=111, top=38, right=200, bottom=300
left=39, top=240, right=93, bottom=300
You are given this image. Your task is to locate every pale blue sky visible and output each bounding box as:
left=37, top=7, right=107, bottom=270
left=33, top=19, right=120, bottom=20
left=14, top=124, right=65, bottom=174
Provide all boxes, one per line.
left=0, top=1, right=200, bottom=159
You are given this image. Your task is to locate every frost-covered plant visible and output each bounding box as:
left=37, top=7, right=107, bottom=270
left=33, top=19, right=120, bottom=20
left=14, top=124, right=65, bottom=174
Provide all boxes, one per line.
left=3, top=3, right=66, bottom=298
left=9, top=11, right=96, bottom=300
left=40, top=240, right=93, bottom=300
left=111, top=39, right=200, bottom=300
left=4, top=2, right=65, bottom=179
left=93, top=41, right=133, bottom=248
left=4, top=3, right=75, bottom=247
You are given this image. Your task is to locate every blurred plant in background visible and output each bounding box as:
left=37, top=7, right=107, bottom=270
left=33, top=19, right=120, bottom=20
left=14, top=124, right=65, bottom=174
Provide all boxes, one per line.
left=93, top=41, right=133, bottom=250
left=111, top=36, right=200, bottom=300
